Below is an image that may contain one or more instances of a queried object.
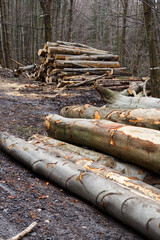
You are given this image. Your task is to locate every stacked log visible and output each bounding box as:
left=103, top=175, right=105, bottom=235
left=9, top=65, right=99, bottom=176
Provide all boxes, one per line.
left=36, top=41, right=141, bottom=90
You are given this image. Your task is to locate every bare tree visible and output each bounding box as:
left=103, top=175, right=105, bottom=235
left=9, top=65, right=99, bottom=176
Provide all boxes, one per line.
left=143, top=0, right=160, bottom=97
left=39, top=0, right=52, bottom=42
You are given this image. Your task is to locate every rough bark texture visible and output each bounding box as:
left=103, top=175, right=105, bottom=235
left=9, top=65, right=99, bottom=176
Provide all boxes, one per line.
left=60, top=104, right=160, bottom=130
left=0, top=131, right=160, bottom=240
left=45, top=114, right=160, bottom=174
left=95, top=83, right=160, bottom=108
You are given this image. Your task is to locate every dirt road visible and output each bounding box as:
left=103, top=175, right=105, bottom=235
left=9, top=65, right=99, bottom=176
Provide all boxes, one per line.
left=0, top=72, right=145, bottom=239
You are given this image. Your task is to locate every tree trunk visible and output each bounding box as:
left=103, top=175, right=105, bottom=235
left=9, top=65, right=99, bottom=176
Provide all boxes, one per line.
left=45, top=114, right=160, bottom=174
left=39, top=0, right=52, bottom=42
left=0, top=131, right=160, bottom=240
left=95, top=83, right=160, bottom=108
left=120, top=0, right=128, bottom=66
left=143, top=0, right=160, bottom=98
left=0, top=0, right=12, bottom=68
left=60, top=104, right=160, bottom=130
left=67, top=0, right=74, bottom=42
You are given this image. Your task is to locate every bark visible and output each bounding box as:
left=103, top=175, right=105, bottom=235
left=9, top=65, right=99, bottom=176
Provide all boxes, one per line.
left=63, top=68, right=131, bottom=76
left=48, top=46, right=108, bottom=56
left=67, top=54, right=119, bottom=61
left=120, top=0, right=128, bottom=66
left=0, top=131, right=160, bottom=240
left=60, top=104, right=160, bottom=130
left=95, top=83, right=160, bottom=109
left=67, top=0, right=74, bottom=42
left=54, top=60, right=120, bottom=69
left=45, top=114, right=160, bottom=174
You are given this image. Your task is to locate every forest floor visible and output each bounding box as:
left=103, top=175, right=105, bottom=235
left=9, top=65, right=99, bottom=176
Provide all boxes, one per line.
left=0, top=69, right=145, bottom=240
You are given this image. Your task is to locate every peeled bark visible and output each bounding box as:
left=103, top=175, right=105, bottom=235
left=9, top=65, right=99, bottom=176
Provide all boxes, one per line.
left=95, top=83, right=160, bottom=109
left=0, top=131, right=160, bottom=240
left=54, top=60, right=120, bottom=69
left=45, top=114, right=160, bottom=174
left=60, top=104, right=160, bottom=130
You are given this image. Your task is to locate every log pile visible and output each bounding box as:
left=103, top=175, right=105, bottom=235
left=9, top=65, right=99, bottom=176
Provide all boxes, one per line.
left=1, top=41, right=160, bottom=239
left=36, top=41, right=141, bottom=90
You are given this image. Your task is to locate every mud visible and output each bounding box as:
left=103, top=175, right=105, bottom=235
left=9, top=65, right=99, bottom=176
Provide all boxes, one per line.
left=0, top=72, right=145, bottom=239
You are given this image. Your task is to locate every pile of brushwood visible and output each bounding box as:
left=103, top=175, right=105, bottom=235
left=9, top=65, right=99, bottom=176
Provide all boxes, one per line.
left=17, top=41, right=144, bottom=92
left=0, top=80, right=160, bottom=239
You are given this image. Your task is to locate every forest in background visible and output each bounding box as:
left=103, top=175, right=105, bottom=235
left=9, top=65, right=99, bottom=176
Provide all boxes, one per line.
left=0, top=0, right=160, bottom=79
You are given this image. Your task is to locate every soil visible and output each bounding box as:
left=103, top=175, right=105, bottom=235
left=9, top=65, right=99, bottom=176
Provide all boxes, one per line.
left=0, top=70, right=145, bottom=240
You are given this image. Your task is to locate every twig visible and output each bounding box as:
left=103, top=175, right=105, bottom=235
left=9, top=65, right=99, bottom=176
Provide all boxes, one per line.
left=10, top=59, right=24, bottom=67
left=7, top=222, right=37, bottom=240
left=143, top=77, right=150, bottom=97
left=67, top=73, right=108, bottom=88
left=53, top=86, right=67, bottom=99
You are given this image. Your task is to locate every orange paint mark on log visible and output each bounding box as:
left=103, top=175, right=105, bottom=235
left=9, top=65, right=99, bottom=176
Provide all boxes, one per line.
left=98, top=155, right=102, bottom=161
left=94, top=111, right=101, bottom=119
left=45, top=119, right=50, bottom=131
left=106, top=110, right=117, bottom=120
left=58, top=142, right=66, bottom=146
left=76, top=172, right=85, bottom=181
left=8, top=144, right=15, bottom=149
left=138, top=169, right=144, bottom=175
left=55, top=120, right=60, bottom=124
left=110, top=131, right=115, bottom=146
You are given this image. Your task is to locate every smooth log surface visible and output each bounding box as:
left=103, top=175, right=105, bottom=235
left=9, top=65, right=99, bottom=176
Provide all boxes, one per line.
left=0, top=131, right=160, bottom=240
left=95, top=83, right=160, bottom=109
left=45, top=114, right=160, bottom=174
left=60, top=104, right=160, bottom=130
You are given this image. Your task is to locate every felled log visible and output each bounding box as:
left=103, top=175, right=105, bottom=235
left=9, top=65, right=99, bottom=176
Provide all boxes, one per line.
left=45, top=75, right=56, bottom=84
left=29, top=134, right=160, bottom=186
left=0, top=132, right=160, bottom=240
left=67, top=54, right=119, bottom=61
left=38, top=49, right=47, bottom=57
left=45, top=114, right=160, bottom=174
left=56, top=40, right=97, bottom=49
left=95, top=83, right=160, bottom=109
left=63, top=68, right=131, bottom=76
left=54, top=60, right=120, bottom=69
left=60, top=105, right=160, bottom=130
left=48, top=46, right=108, bottom=56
